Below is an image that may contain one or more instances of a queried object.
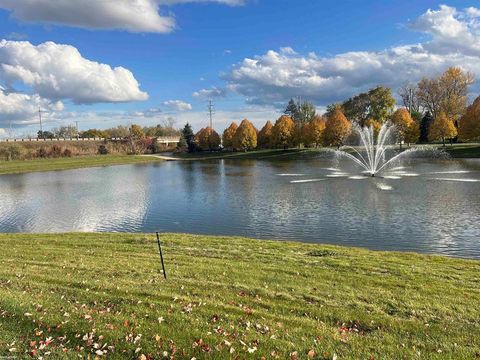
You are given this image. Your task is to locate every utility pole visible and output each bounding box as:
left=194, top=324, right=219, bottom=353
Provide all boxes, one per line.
left=38, top=107, right=43, bottom=139
left=75, top=121, right=79, bottom=138
left=207, top=99, right=214, bottom=129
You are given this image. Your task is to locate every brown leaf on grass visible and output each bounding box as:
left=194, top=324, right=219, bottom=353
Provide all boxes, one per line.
left=308, top=349, right=315, bottom=358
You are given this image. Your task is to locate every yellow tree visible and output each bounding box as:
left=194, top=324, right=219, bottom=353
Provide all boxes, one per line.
left=129, top=124, right=145, bottom=139
left=364, top=118, right=382, bottom=138
left=429, top=112, right=457, bottom=147
left=195, top=127, right=221, bottom=151
left=233, top=119, right=257, bottom=151
left=405, top=121, right=420, bottom=145
left=303, top=115, right=326, bottom=147
left=222, top=122, right=238, bottom=149
left=257, top=121, right=274, bottom=148
left=323, top=109, right=351, bottom=148
left=390, top=108, right=417, bottom=148
left=459, top=96, right=480, bottom=141
left=272, top=115, right=295, bottom=149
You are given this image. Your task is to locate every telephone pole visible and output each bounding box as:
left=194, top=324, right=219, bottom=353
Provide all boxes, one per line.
left=207, top=99, right=214, bottom=128
left=38, top=107, right=43, bottom=138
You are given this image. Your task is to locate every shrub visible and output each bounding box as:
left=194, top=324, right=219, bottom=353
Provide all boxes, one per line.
left=63, top=148, right=73, bottom=157
left=36, top=147, right=49, bottom=158
left=49, top=144, right=63, bottom=157
left=0, top=144, right=22, bottom=161
left=98, top=145, right=109, bottom=155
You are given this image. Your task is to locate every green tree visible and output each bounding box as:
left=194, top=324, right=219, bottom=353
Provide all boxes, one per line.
left=181, top=123, right=196, bottom=152
left=420, top=112, right=433, bottom=143
left=284, top=99, right=298, bottom=119
left=341, top=86, right=395, bottom=125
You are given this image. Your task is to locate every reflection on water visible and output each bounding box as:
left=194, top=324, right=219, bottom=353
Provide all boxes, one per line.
left=0, top=158, right=479, bottom=258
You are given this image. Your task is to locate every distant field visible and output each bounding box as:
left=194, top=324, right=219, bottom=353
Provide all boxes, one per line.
left=0, top=155, right=163, bottom=175
left=0, top=233, right=479, bottom=359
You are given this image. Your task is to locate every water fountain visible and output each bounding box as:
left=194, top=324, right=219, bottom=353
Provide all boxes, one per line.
left=335, top=122, right=426, bottom=177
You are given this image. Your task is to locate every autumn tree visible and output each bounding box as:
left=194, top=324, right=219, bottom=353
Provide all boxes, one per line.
left=458, top=96, right=480, bottom=141
left=129, top=124, right=145, bottom=139
left=233, top=119, right=257, bottom=151
left=257, top=121, right=274, bottom=148
left=195, top=127, right=221, bottom=151
left=303, top=115, right=326, bottom=147
left=272, top=115, right=295, bottom=149
left=222, top=122, right=238, bottom=149
left=363, top=118, right=382, bottom=138
left=323, top=109, right=352, bottom=148
left=429, top=112, right=457, bottom=147
left=417, top=67, right=474, bottom=122
left=390, top=108, right=419, bottom=147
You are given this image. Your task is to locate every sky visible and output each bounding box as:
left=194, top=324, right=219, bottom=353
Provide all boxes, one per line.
left=0, top=0, right=479, bottom=137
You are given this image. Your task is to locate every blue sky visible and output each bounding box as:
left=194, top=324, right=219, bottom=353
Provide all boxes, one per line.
left=0, top=0, right=479, bottom=136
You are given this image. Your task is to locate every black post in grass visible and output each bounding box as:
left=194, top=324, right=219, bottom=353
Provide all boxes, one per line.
left=156, top=232, right=167, bottom=279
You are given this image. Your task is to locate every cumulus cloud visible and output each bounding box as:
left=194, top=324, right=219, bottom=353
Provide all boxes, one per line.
left=0, top=0, right=244, bottom=33
left=220, top=5, right=480, bottom=106
left=163, top=99, right=192, bottom=111
left=0, top=86, right=64, bottom=128
left=0, top=40, right=148, bottom=104
left=193, top=86, right=228, bottom=99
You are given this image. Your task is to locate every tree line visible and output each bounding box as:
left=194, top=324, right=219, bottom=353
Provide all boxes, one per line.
left=178, top=66, right=480, bottom=152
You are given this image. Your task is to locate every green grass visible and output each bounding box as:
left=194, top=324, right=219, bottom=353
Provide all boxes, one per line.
left=442, top=143, right=480, bottom=158
left=0, top=155, right=163, bottom=175
left=0, top=233, right=479, bottom=359
left=175, top=148, right=307, bottom=160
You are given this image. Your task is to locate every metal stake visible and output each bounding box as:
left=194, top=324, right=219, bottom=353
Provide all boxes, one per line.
left=156, top=232, right=167, bottom=279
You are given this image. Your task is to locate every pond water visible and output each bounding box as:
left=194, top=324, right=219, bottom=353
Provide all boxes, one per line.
left=1, top=156, right=479, bottom=258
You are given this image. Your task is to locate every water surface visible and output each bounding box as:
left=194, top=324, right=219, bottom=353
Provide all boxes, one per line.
left=1, top=156, right=479, bottom=258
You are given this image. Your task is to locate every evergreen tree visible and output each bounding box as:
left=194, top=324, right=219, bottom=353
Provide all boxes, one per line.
left=284, top=99, right=298, bottom=120
left=420, top=112, right=433, bottom=143
left=182, top=123, right=196, bottom=152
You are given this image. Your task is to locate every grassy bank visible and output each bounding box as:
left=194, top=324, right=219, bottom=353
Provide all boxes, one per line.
left=0, top=155, right=163, bottom=175
left=0, top=233, right=479, bottom=359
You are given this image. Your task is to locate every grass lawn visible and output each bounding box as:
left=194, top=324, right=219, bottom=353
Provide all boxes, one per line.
left=442, top=143, right=480, bottom=158
left=0, top=155, right=163, bottom=175
left=174, top=148, right=307, bottom=160
left=0, top=233, right=479, bottom=359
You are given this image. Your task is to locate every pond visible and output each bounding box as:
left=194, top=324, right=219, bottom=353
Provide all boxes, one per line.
left=1, top=156, right=479, bottom=258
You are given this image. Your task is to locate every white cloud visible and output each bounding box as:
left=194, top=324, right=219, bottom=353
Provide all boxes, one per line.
left=0, top=40, right=148, bottom=104
left=193, top=86, right=228, bottom=99
left=0, top=0, right=244, bottom=33
left=163, top=99, right=192, bottom=111
left=220, top=5, right=480, bottom=106
left=0, top=86, right=64, bottom=128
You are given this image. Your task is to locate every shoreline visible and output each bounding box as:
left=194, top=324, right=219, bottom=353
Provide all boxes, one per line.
left=0, top=143, right=479, bottom=176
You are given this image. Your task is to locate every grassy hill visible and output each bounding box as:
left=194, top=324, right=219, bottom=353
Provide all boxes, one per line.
left=0, top=233, right=479, bottom=359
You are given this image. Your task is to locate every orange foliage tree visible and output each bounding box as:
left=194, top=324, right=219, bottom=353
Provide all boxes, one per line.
left=257, top=121, right=274, bottom=148
left=303, top=115, right=326, bottom=147
left=459, top=96, right=480, bottom=141
left=390, top=108, right=419, bottom=147
left=272, top=115, right=295, bottom=149
left=195, top=127, right=221, bottom=151
left=222, top=122, right=238, bottom=149
left=233, top=119, right=257, bottom=151
left=323, top=109, right=351, bottom=148
left=429, top=112, right=457, bottom=146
